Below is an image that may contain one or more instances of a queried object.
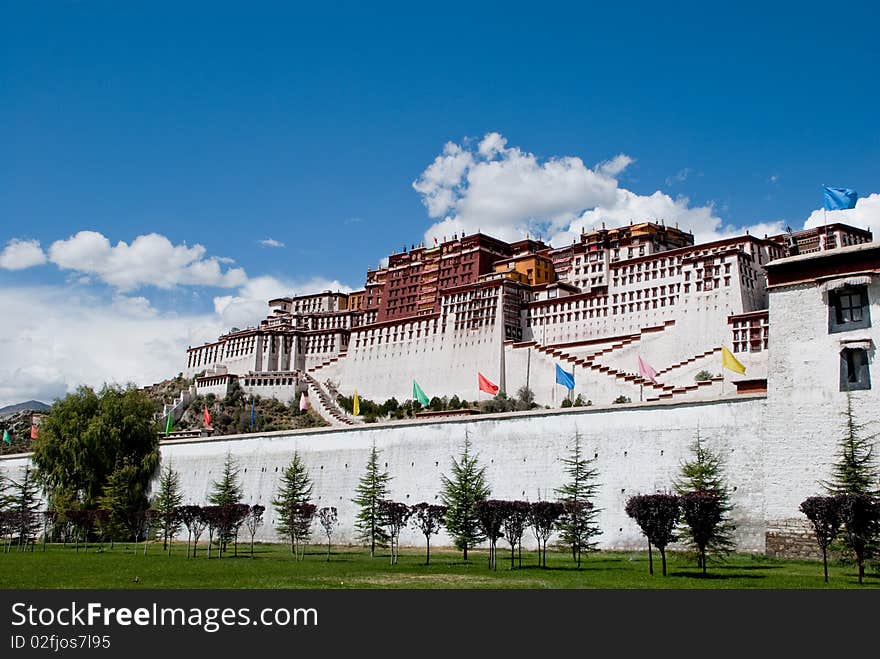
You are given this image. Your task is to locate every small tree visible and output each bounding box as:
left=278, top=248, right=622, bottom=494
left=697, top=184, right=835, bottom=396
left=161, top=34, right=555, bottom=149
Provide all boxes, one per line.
left=352, top=443, right=391, bottom=558
left=824, top=392, right=878, bottom=497
left=152, top=464, right=183, bottom=553
left=378, top=500, right=411, bottom=565
left=441, top=433, right=491, bottom=561
left=674, top=434, right=735, bottom=565
left=244, top=504, right=265, bottom=557
left=799, top=496, right=842, bottom=583
left=625, top=493, right=681, bottom=576
left=680, top=491, right=722, bottom=576
left=475, top=499, right=505, bottom=570
left=289, top=502, right=317, bottom=561
left=555, top=434, right=601, bottom=568
left=410, top=502, right=446, bottom=565
left=501, top=500, right=531, bottom=569
left=529, top=501, right=563, bottom=568
left=273, top=452, right=313, bottom=554
left=835, top=493, right=880, bottom=585
left=7, top=466, right=42, bottom=551
left=318, top=507, right=338, bottom=561
left=208, top=453, right=244, bottom=551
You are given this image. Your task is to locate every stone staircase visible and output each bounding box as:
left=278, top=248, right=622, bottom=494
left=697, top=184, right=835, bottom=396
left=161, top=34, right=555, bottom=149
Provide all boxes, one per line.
left=654, top=347, right=722, bottom=376
left=309, top=351, right=347, bottom=374
left=160, top=385, right=196, bottom=428
left=300, top=371, right=359, bottom=427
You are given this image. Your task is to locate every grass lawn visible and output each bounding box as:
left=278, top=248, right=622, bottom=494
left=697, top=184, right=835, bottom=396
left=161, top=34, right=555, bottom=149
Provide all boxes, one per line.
left=0, top=542, right=877, bottom=589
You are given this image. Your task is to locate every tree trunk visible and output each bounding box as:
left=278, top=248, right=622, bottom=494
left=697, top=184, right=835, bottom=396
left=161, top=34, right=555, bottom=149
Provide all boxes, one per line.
left=660, top=547, right=667, bottom=577
left=701, top=548, right=706, bottom=576
left=426, top=536, right=430, bottom=565
left=822, top=546, right=828, bottom=583
left=463, top=545, right=468, bottom=562
left=647, top=539, right=653, bottom=576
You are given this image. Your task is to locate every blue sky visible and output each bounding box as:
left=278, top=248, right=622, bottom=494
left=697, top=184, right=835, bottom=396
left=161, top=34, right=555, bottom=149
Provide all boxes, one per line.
left=1, top=0, right=878, bottom=405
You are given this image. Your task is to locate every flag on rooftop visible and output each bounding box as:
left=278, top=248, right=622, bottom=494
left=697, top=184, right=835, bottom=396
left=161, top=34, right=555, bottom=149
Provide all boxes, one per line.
left=478, top=372, right=499, bottom=395
left=823, top=186, right=858, bottom=211
left=413, top=380, right=430, bottom=406
left=352, top=390, right=360, bottom=416
left=555, top=364, right=575, bottom=390
left=721, top=346, right=746, bottom=375
left=637, top=355, right=659, bottom=385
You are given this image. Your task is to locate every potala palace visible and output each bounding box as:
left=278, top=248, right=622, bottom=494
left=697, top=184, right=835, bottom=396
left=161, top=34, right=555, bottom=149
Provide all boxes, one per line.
left=3, top=220, right=878, bottom=555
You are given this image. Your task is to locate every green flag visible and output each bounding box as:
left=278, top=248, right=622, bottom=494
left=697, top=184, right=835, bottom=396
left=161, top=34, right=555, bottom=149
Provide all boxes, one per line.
left=2, top=429, right=10, bottom=445
left=413, top=380, right=430, bottom=406
left=165, top=414, right=173, bottom=436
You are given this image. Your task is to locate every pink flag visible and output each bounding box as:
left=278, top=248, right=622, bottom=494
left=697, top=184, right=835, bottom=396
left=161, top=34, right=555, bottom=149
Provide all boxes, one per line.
left=299, top=392, right=310, bottom=411
left=637, top=355, right=658, bottom=384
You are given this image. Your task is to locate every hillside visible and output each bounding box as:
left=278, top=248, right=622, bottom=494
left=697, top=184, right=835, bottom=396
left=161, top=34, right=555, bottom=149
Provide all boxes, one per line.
left=0, top=400, right=49, bottom=418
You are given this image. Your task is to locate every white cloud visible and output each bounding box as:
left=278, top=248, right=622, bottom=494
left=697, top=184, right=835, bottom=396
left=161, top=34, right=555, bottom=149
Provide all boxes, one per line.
left=0, top=286, right=225, bottom=408
left=47, top=231, right=247, bottom=291
left=260, top=238, right=285, bottom=248
left=665, top=168, right=691, bottom=186
left=803, top=193, right=880, bottom=233
left=414, top=133, right=781, bottom=246
left=0, top=238, right=47, bottom=270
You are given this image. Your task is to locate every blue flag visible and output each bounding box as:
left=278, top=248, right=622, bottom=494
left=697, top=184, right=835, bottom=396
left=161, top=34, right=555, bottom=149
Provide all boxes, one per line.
left=555, top=364, right=575, bottom=390
left=823, top=186, right=858, bottom=211
left=250, top=399, right=255, bottom=427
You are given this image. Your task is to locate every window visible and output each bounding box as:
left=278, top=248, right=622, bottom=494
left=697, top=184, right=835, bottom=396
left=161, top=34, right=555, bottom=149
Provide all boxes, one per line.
left=840, top=348, right=871, bottom=391
left=829, top=286, right=871, bottom=333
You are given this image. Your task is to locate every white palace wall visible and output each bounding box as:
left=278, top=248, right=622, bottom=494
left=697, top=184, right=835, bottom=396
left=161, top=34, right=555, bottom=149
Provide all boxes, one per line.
left=3, top=395, right=774, bottom=552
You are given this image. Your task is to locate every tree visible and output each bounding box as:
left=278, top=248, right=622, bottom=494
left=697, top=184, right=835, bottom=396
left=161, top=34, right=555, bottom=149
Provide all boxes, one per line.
left=555, top=433, right=601, bottom=568
left=98, top=460, right=145, bottom=542
left=674, top=434, right=736, bottom=565
left=6, top=466, right=42, bottom=551
left=799, top=496, right=842, bottom=583
left=378, top=500, right=411, bottom=565
left=824, top=392, right=878, bottom=497
left=625, top=493, right=681, bottom=576
left=352, top=443, right=391, bottom=557
left=475, top=500, right=505, bottom=570
left=835, top=494, right=880, bottom=585
left=529, top=501, right=563, bottom=568
left=273, top=452, right=313, bottom=553
left=441, top=433, right=491, bottom=561
left=410, top=503, right=446, bottom=565
left=177, top=506, right=207, bottom=558
left=288, top=502, right=317, bottom=561
left=152, top=464, right=183, bottom=552
left=501, top=500, right=531, bottom=569
left=244, top=504, right=265, bottom=557
left=318, top=507, right=338, bottom=561
left=208, top=453, right=243, bottom=550
left=31, top=385, right=160, bottom=519
left=680, top=491, right=722, bottom=576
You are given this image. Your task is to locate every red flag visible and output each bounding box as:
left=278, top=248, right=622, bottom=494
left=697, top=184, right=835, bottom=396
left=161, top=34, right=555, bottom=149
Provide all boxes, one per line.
left=478, top=372, right=499, bottom=395
left=203, top=406, right=212, bottom=428
left=30, top=424, right=38, bottom=440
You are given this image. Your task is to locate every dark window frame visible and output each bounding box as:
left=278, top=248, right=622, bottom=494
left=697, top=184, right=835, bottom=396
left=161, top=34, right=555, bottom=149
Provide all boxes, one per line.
left=839, top=347, right=871, bottom=391
left=829, top=285, right=871, bottom=333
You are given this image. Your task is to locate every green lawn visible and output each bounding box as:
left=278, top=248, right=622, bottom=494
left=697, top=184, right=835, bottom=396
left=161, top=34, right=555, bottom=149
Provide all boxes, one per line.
left=0, top=542, right=877, bottom=589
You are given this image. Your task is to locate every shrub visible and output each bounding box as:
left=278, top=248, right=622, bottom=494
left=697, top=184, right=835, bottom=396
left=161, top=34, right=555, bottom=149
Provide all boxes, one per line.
left=613, top=395, right=631, bottom=404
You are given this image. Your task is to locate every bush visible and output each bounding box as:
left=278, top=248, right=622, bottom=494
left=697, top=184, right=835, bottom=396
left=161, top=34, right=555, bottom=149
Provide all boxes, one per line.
left=573, top=394, right=591, bottom=407
left=561, top=399, right=573, bottom=408
left=613, top=395, right=631, bottom=404
left=694, top=370, right=713, bottom=382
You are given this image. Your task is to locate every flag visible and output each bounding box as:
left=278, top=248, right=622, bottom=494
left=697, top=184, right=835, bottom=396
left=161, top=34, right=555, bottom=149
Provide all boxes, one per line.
left=413, top=381, right=430, bottom=406
left=352, top=390, right=360, bottom=416
left=637, top=355, right=659, bottom=385
left=203, top=406, right=212, bottom=428
left=555, top=364, right=575, bottom=390
left=2, top=429, right=10, bottom=445
left=30, top=424, right=38, bottom=440
left=250, top=399, right=256, bottom=427
left=299, top=392, right=309, bottom=411
left=478, top=372, right=499, bottom=395
left=164, top=414, right=172, bottom=436
left=823, top=186, right=858, bottom=211
left=721, top=346, right=746, bottom=375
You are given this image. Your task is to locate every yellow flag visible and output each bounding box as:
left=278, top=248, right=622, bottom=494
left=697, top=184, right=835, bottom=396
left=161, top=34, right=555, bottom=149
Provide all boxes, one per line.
left=352, top=390, right=360, bottom=416
left=721, top=346, right=746, bottom=375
